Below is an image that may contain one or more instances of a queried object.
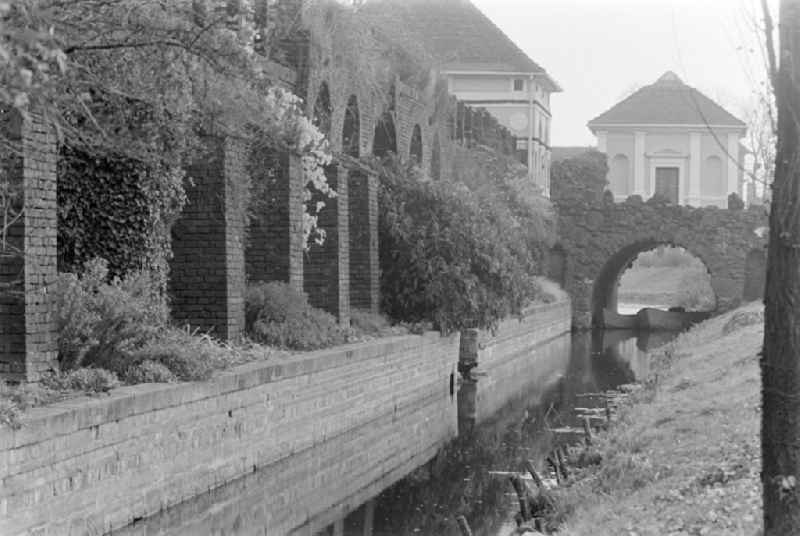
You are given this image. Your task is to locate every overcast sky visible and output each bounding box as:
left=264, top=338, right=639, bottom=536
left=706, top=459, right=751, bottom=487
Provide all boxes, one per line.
left=471, top=0, right=779, bottom=146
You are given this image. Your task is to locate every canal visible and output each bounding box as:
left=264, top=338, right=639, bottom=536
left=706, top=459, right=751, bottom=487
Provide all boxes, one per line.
left=116, top=329, right=676, bottom=536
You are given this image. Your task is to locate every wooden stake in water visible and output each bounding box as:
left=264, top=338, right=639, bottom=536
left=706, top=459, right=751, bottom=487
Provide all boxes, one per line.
left=456, top=515, right=473, bottom=536
left=555, top=448, right=569, bottom=480
left=583, top=416, right=593, bottom=446
left=510, top=475, right=532, bottom=521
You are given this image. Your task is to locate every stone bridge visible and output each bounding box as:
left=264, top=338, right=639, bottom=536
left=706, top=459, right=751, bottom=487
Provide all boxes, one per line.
left=551, top=179, right=768, bottom=329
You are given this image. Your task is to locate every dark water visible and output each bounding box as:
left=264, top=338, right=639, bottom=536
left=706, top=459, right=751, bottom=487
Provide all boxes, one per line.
left=117, top=329, right=675, bottom=536
left=364, top=329, right=676, bottom=536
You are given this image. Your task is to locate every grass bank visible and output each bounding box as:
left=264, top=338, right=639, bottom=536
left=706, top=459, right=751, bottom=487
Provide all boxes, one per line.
left=618, top=264, right=715, bottom=311
left=554, top=303, right=763, bottom=536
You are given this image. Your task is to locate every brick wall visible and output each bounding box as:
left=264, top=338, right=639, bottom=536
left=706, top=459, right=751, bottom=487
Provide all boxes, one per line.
left=170, top=136, right=247, bottom=341
left=246, top=150, right=305, bottom=293
left=348, top=171, right=379, bottom=313
left=303, top=164, right=349, bottom=323
left=0, top=332, right=459, bottom=535
left=0, top=109, right=58, bottom=382
left=459, top=298, right=571, bottom=426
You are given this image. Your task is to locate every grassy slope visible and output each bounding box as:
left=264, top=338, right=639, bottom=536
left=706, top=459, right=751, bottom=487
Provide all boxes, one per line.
left=618, top=264, right=715, bottom=309
left=619, top=265, right=692, bottom=296
left=557, top=303, right=763, bottom=536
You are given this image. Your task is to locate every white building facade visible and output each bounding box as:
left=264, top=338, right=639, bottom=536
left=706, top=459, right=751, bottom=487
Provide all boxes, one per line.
left=588, top=72, right=746, bottom=208
left=444, top=69, right=560, bottom=196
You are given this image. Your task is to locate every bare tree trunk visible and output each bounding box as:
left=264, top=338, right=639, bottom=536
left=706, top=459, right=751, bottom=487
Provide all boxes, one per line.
left=763, top=1, right=800, bottom=533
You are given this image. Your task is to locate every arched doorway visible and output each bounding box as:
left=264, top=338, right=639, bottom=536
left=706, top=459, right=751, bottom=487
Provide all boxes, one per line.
left=342, top=95, right=360, bottom=158
left=304, top=82, right=341, bottom=317
left=372, top=111, right=397, bottom=158
left=312, top=82, right=332, bottom=137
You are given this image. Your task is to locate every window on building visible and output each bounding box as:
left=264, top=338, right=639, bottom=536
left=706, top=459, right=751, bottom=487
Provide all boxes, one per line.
left=513, top=78, right=524, bottom=91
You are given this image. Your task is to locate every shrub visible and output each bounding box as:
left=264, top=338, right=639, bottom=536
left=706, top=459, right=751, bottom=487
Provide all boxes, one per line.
left=534, top=276, right=568, bottom=304
left=635, top=246, right=698, bottom=269
left=0, top=382, right=63, bottom=429
left=349, top=309, right=407, bottom=338
left=53, top=258, right=232, bottom=382
left=42, top=368, right=120, bottom=392
left=349, top=309, right=390, bottom=334
left=245, top=282, right=347, bottom=350
left=53, top=258, right=168, bottom=370
left=125, top=329, right=227, bottom=381
left=550, top=150, right=608, bottom=204
left=122, top=360, right=178, bottom=384
left=378, top=156, right=554, bottom=333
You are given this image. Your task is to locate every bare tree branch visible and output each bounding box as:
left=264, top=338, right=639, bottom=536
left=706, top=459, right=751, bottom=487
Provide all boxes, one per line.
left=763, top=0, right=779, bottom=102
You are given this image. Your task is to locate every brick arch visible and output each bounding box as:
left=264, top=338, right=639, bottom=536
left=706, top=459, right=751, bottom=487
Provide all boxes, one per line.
left=372, top=112, right=397, bottom=157
left=312, top=81, right=333, bottom=138
left=557, top=197, right=768, bottom=328
left=325, top=77, right=369, bottom=155
left=341, top=94, right=360, bottom=158
left=409, top=124, right=423, bottom=165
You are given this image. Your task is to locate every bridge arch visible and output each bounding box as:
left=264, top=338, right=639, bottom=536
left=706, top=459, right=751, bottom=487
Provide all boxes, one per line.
left=342, top=94, right=360, bottom=158
left=555, top=190, right=767, bottom=328
left=372, top=112, right=396, bottom=157
left=312, top=82, right=332, bottom=137
left=590, top=240, right=715, bottom=326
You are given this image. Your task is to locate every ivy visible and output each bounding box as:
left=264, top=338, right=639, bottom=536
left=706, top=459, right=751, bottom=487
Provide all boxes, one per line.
left=57, top=146, right=185, bottom=281
left=550, top=150, right=609, bottom=205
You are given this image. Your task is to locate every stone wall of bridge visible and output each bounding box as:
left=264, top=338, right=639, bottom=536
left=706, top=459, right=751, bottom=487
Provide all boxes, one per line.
left=555, top=194, right=767, bottom=329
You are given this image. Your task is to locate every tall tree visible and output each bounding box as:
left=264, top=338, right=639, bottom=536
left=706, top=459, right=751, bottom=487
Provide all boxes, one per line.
left=762, top=0, right=800, bottom=532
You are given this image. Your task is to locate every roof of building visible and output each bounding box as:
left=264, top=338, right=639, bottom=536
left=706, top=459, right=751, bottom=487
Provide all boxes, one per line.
left=588, top=71, right=745, bottom=129
left=367, top=0, right=560, bottom=90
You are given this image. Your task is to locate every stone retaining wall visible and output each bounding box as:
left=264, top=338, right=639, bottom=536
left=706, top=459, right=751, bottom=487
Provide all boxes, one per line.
left=0, top=333, right=459, bottom=535
left=459, top=298, right=572, bottom=426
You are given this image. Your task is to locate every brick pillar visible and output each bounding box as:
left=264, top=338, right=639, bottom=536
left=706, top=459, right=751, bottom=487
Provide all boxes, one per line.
left=303, top=165, right=350, bottom=324
left=0, top=109, right=58, bottom=382
left=170, top=136, right=246, bottom=341
left=348, top=170, right=379, bottom=313
left=245, top=150, right=304, bottom=292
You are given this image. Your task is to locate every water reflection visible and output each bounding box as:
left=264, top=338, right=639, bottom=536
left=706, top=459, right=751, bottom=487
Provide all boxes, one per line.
left=114, top=329, right=675, bottom=536
left=370, top=329, right=675, bottom=536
